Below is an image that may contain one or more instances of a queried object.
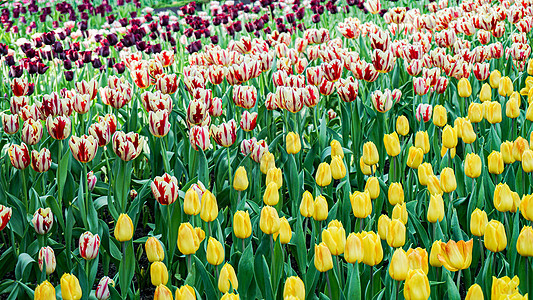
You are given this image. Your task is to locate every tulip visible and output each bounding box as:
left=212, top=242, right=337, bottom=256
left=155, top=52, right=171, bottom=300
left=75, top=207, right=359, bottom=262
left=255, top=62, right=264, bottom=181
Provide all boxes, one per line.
left=488, top=151, right=504, bottom=174
left=389, top=248, right=409, bottom=281
left=458, top=78, right=472, bottom=97
left=418, top=163, right=433, bottom=186
left=442, top=125, right=457, bottom=149
left=21, top=118, right=43, bottom=145
left=233, top=210, right=252, bottom=239
left=114, top=214, right=134, bottom=242
left=437, top=239, right=473, bottom=271
left=148, top=110, right=171, bottom=138
left=464, top=153, right=481, bottom=178
left=112, top=131, right=144, bottom=161
left=404, top=269, right=430, bottom=300
left=384, top=132, right=401, bottom=157
left=461, top=120, right=476, bottom=144
left=331, top=156, right=347, bottom=180
left=233, top=166, right=249, bottom=191
left=365, top=176, right=380, bottom=199
left=260, top=206, right=281, bottom=235
left=485, top=220, right=507, bottom=252
left=429, top=240, right=443, bottom=267
left=359, top=157, right=377, bottom=175
left=32, top=208, right=54, bottom=235
left=38, top=246, right=56, bottom=275
left=426, top=174, right=442, bottom=196
left=0, top=205, right=12, bottom=231
left=218, top=263, right=238, bottom=293
left=8, top=143, right=30, bottom=170
left=151, top=173, right=179, bottom=206
left=465, top=284, right=483, bottom=300
left=68, top=135, right=98, bottom=163
left=79, top=231, right=100, bottom=260
left=392, top=202, right=408, bottom=224
left=489, top=70, right=501, bottom=89
left=175, top=285, right=196, bottom=300
left=516, top=226, right=533, bottom=257
left=396, top=115, right=409, bottom=136
left=283, top=276, right=305, bottom=300
left=494, top=183, right=514, bottom=212
left=263, top=182, right=280, bottom=206
left=145, top=237, right=164, bottom=263
left=470, top=209, right=488, bottom=237
left=240, top=111, right=258, bottom=132
left=499, top=76, right=514, bottom=96
left=479, top=83, right=492, bottom=102
left=407, top=248, right=429, bottom=274
left=414, top=131, right=430, bottom=154
left=491, top=276, right=521, bottom=300
left=260, top=152, right=276, bottom=175
left=154, top=284, right=173, bottom=300
left=1, top=113, right=19, bottom=135
left=361, top=231, right=383, bottom=266
left=513, top=137, right=530, bottom=162
left=299, top=191, right=314, bottom=218
left=46, top=115, right=71, bottom=140
left=274, top=217, right=292, bottom=244
left=35, top=280, right=56, bottom=300
left=406, top=146, right=424, bottom=169
left=183, top=188, right=201, bottom=216
left=30, top=148, right=51, bottom=173
left=523, top=150, right=533, bottom=172
left=200, top=190, right=218, bottom=223
left=486, top=101, right=502, bottom=124
left=427, top=194, right=444, bottom=223
left=506, top=98, right=520, bottom=119
left=220, top=293, right=239, bottom=300
left=95, top=276, right=114, bottom=300
left=377, top=215, right=391, bottom=240
left=350, top=191, right=372, bottom=219
left=388, top=183, right=404, bottom=205
left=313, top=195, right=329, bottom=221
left=430, top=105, right=447, bottom=128
left=286, top=132, right=301, bottom=154
left=321, top=220, right=346, bottom=256
left=527, top=105, right=533, bottom=121
left=387, top=219, right=406, bottom=248
left=178, top=222, right=201, bottom=255
left=150, top=261, right=169, bottom=286
left=371, top=89, right=393, bottom=112
left=211, top=120, right=237, bottom=148
left=61, top=273, right=82, bottom=300
left=266, top=168, right=283, bottom=189
left=206, top=237, right=225, bottom=266
left=439, top=168, right=457, bottom=193
left=363, top=141, right=379, bottom=166
left=468, top=103, right=484, bottom=123
left=345, top=233, right=364, bottom=263
left=314, top=242, right=334, bottom=272
left=315, top=162, right=332, bottom=186
left=331, top=140, right=344, bottom=158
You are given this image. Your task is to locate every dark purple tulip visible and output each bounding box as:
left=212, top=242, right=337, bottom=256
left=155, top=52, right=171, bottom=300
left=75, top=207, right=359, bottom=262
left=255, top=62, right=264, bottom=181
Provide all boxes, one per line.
left=65, top=70, right=74, bottom=81
left=99, top=46, right=110, bottom=57
left=312, top=14, right=321, bottom=23
left=92, top=58, right=102, bottom=69
left=210, top=35, right=219, bottom=44
left=286, top=13, right=295, bottom=24
left=42, top=32, right=55, bottom=45
left=107, top=33, right=118, bottom=46
left=27, top=61, right=38, bottom=75
left=171, top=22, right=180, bottom=32
left=52, top=41, right=63, bottom=53
left=234, top=21, right=242, bottom=32
left=9, top=65, right=24, bottom=78
left=81, top=51, right=92, bottom=63
left=5, top=55, right=15, bottom=66
left=160, top=15, right=169, bottom=26
left=37, top=63, right=49, bottom=74
left=27, top=83, right=35, bottom=96
left=64, top=59, right=72, bottom=70
left=114, top=62, right=126, bottom=74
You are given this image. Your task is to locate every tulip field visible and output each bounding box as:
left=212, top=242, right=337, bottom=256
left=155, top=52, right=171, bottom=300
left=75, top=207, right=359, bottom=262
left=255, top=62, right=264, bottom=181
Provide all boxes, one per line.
left=3, top=0, right=533, bottom=299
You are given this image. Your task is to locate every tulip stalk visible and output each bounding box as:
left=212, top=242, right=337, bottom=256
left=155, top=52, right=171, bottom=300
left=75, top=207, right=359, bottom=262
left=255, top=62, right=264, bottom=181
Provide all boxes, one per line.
left=160, top=138, right=170, bottom=174
left=20, top=168, right=28, bottom=212
left=478, top=236, right=485, bottom=266
left=456, top=269, right=462, bottom=294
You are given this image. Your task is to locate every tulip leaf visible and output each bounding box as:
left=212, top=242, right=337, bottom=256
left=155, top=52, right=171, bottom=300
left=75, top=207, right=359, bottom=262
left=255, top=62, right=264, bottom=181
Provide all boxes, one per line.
left=445, top=272, right=460, bottom=300
left=345, top=263, right=361, bottom=300
left=271, top=238, right=284, bottom=296
left=45, top=195, right=65, bottom=231
left=237, top=243, right=255, bottom=293
left=118, top=240, right=135, bottom=299
left=14, top=253, right=35, bottom=283
left=193, top=256, right=218, bottom=300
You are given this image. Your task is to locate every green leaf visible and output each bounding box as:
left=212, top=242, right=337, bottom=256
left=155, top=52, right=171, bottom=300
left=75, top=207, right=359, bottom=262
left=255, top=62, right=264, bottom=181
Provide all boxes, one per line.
left=237, top=243, right=255, bottom=293
left=445, top=272, right=460, bottom=300
left=15, top=253, right=35, bottom=282
left=194, top=256, right=218, bottom=299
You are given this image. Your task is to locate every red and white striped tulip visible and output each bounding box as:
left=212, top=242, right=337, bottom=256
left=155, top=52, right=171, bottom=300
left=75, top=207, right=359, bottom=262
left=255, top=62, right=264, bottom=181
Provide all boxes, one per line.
left=19, top=104, right=42, bottom=121
left=250, top=139, right=268, bottom=163
left=79, top=231, right=101, bottom=260
left=187, top=99, right=207, bottom=125
left=233, top=86, right=257, bottom=109
left=392, top=89, right=402, bottom=103
left=89, top=121, right=111, bottom=147
left=241, top=138, right=257, bottom=156
left=155, top=50, right=175, bottom=68
left=155, top=74, right=178, bottom=95
left=149, top=110, right=171, bottom=138
left=38, top=246, right=56, bottom=275
left=39, top=92, right=72, bottom=117
left=0, top=205, right=12, bottom=231
left=240, top=111, right=258, bottom=132
left=141, top=91, right=173, bottom=113
left=46, top=115, right=71, bottom=140
left=32, top=208, right=54, bottom=235
left=413, top=78, right=431, bottom=96
left=278, top=87, right=305, bottom=113
left=151, top=173, right=179, bottom=205
left=31, top=148, right=52, bottom=173
left=306, top=67, right=324, bottom=86
left=131, top=68, right=151, bottom=89
left=10, top=96, right=29, bottom=115
left=208, top=65, right=227, bottom=85
left=265, top=93, right=279, bottom=110
left=318, top=79, right=336, bottom=96
left=473, top=63, right=490, bottom=81
left=434, top=77, right=449, bottom=94
left=189, top=125, right=211, bottom=151
left=99, top=114, right=117, bottom=135
left=69, top=135, right=98, bottom=163
left=95, top=276, right=114, bottom=300
left=416, top=104, right=433, bottom=122
left=337, top=77, right=359, bottom=102
left=100, top=85, right=133, bottom=109
left=304, top=85, right=320, bottom=107
left=2, top=113, right=19, bottom=134
left=209, top=97, right=223, bottom=117
left=372, top=49, right=395, bottom=73
left=75, top=79, right=98, bottom=100
left=11, top=78, right=29, bottom=97
left=372, top=89, right=394, bottom=113
left=87, top=171, right=97, bottom=191
left=322, top=59, right=343, bottom=82
left=211, top=120, right=237, bottom=147
left=191, top=88, right=213, bottom=109
left=8, top=143, right=30, bottom=170
left=21, top=119, right=42, bottom=145
left=72, top=93, right=91, bottom=114
left=112, top=131, right=144, bottom=161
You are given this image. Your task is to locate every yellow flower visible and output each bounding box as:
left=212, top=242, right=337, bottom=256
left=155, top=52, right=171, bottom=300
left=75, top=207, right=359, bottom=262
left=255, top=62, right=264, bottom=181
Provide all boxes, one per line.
left=403, top=269, right=430, bottom=300
left=506, top=97, right=520, bottom=119
left=468, top=102, right=484, bottom=122
left=299, top=191, right=314, bottom=218
left=361, top=231, right=383, bottom=266
left=175, top=285, right=196, bottom=300
left=35, top=281, right=56, bottom=300
left=479, top=83, right=492, bottom=102
left=406, top=146, right=424, bottom=169
left=260, top=152, right=276, bottom=174
left=388, top=182, right=404, bottom=205
left=154, top=284, right=173, bottom=300
left=283, top=276, right=305, bottom=300
left=442, top=125, right=457, bottom=149
left=273, top=217, right=292, bottom=244
left=183, top=188, right=201, bottom=216
left=522, top=149, right=533, bottom=172
left=429, top=240, right=443, bottom=267
left=465, top=284, right=484, bottom=300
left=499, top=76, right=514, bottom=97
left=501, top=141, right=515, bottom=164
left=461, top=120, right=476, bottom=144
left=440, top=167, right=457, bottom=193
left=396, top=115, right=410, bottom=136
left=266, top=167, right=283, bottom=188
left=206, top=237, right=225, bottom=266
left=407, top=247, right=429, bottom=274
left=263, top=182, right=279, bottom=206
left=432, top=105, right=447, bottom=127
left=458, top=78, right=472, bottom=97
left=60, top=273, right=82, bottom=300
left=330, top=156, right=346, bottom=180
left=470, top=208, right=488, bottom=237
left=437, top=239, right=473, bottom=271
left=427, top=193, right=444, bottom=223
left=314, top=242, right=334, bottom=272
left=218, top=263, right=238, bottom=293
left=491, top=276, right=521, bottom=300
left=233, top=166, right=249, bottom=191
left=321, top=220, right=346, bottom=256
left=363, top=141, right=379, bottom=165
left=315, top=162, right=332, bottom=186
left=114, top=214, right=134, bottom=242
left=377, top=214, right=391, bottom=240
left=350, top=191, right=372, bottom=219
left=417, top=163, right=433, bottom=186
left=513, top=137, right=530, bottom=162
left=259, top=206, right=281, bottom=235
left=485, top=220, right=507, bottom=252
left=384, top=132, right=401, bottom=157
left=517, top=226, right=533, bottom=257
left=389, top=248, right=409, bottom=281
left=177, top=222, right=201, bottom=255
left=392, top=202, right=408, bottom=224
left=486, top=101, right=502, bottom=124
left=233, top=210, right=252, bottom=239
left=489, top=70, right=501, bottom=89
left=330, top=139, right=344, bottom=158
left=345, top=233, right=364, bottom=264
left=286, top=132, right=301, bottom=154
left=200, top=190, right=218, bottom=223
left=464, top=153, right=482, bottom=179
left=415, top=131, right=430, bottom=154
left=150, top=261, right=169, bottom=286
left=145, top=237, right=165, bottom=263
left=386, top=219, right=406, bottom=248
left=488, top=151, right=504, bottom=174
left=494, top=183, right=514, bottom=213
left=365, top=176, right=380, bottom=199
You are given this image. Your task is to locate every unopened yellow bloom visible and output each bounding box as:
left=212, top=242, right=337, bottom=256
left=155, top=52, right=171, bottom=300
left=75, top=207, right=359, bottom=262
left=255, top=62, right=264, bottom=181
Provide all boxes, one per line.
left=175, top=285, right=196, bottom=300
left=61, top=273, right=82, bottom=300
left=200, top=190, right=218, bottom=223
left=506, top=97, right=520, bottom=119
left=427, top=193, right=444, bottom=223
left=259, top=206, right=280, bottom=235
left=388, top=182, right=404, bottom=205
left=35, top=281, right=56, bottom=300
left=377, top=214, right=391, bottom=240
left=389, top=248, right=409, bottom=281
left=114, top=214, right=134, bottom=242
left=464, top=153, right=482, bottom=179
left=432, top=105, right=447, bottom=127
left=392, top=202, right=408, bottom=224
left=177, top=222, right=201, bottom=255
left=494, top=183, right=514, bottom=212
left=315, top=162, right=332, bottom=186
left=489, top=70, right=501, bottom=89
left=480, top=83, right=492, bottom=102
left=145, top=237, right=165, bottom=263
left=263, top=182, right=279, bottom=206
left=350, top=191, right=372, bottom=219
left=470, top=208, right=488, bottom=237
left=300, top=191, right=314, bottom=218
left=330, top=156, right=346, bottom=179
left=387, top=219, right=406, bottom=248
left=359, top=157, right=376, bottom=175
left=521, top=194, right=533, bottom=221
left=206, top=237, right=225, bottom=266
left=313, top=195, right=328, bottom=221
left=286, top=132, right=301, bottom=154
left=461, top=120, right=476, bottom=144
left=437, top=239, right=473, bottom=271
left=365, top=176, right=380, bottom=199
left=442, top=125, right=457, bottom=149
left=440, top=167, right=457, bottom=193
left=486, top=101, right=502, bottom=124
left=314, top=242, right=333, bottom=272
left=522, top=149, right=533, bottom=172
left=458, top=78, right=472, bottom=97
left=517, top=226, right=533, bottom=257
left=404, top=269, right=430, bottom=300
left=361, top=231, right=383, bottom=266
left=260, top=152, right=276, bottom=174
left=345, top=233, right=363, bottom=264
left=218, top=263, right=238, bottom=293
left=501, top=141, right=515, bottom=164
left=266, top=167, right=283, bottom=188
left=427, top=175, right=442, bottom=196
left=384, top=132, right=401, bottom=157
left=465, top=284, right=484, bottom=300
left=363, top=141, right=379, bottom=165
left=183, top=188, right=201, bottom=216
left=429, top=240, right=443, bottom=267
left=233, top=210, right=252, bottom=239
left=330, top=140, right=344, bottom=158
left=154, top=285, right=173, bottom=300
left=396, top=115, right=410, bottom=136
left=233, top=166, right=249, bottom=191
left=513, top=137, right=530, bottom=162
left=150, top=261, right=169, bottom=286
left=491, top=276, right=521, bottom=300
left=407, top=247, right=429, bottom=274
left=283, top=276, right=305, bottom=300
left=499, top=76, right=513, bottom=97
left=273, top=217, right=292, bottom=244
left=415, top=131, right=430, bottom=154
left=406, top=146, right=424, bottom=169
left=468, top=102, right=484, bottom=122
left=488, top=151, right=504, bottom=174
left=485, top=220, right=507, bottom=252
left=418, top=163, right=433, bottom=186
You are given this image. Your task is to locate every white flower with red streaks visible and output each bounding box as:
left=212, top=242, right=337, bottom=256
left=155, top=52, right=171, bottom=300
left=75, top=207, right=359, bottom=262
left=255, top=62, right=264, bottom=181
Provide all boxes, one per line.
left=121, top=52, right=143, bottom=69
left=141, top=91, right=173, bottom=113
left=89, top=121, right=111, bottom=147
left=107, top=76, right=124, bottom=90
left=265, top=93, right=278, bottom=110
left=490, top=42, right=503, bottom=59
left=151, top=173, right=179, bottom=205
left=337, top=18, right=360, bottom=39
left=240, top=137, right=257, bottom=156
left=240, top=111, right=258, bottom=132
left=322, top=59, right=343, bottom=82
left=250, top=139, right=268, bottom=163
left=149, top=109, right=171, bottom=138
left=258, top=52, right=274, bottom=72
left=318, top=79, right=335, bottom=96
left=336, top=77, right=359, bottom=103
left=413, top=77, right=431, bottom=96
left=389, top=7, right=406, bottom=23
left=208, top=65, right=227, bottom=85
left=405, top=60, right=423, bottom=77
left=423, top=68, right=441, bottom=87
left=304, top=28, right=330, bottom=44
left=32, top=207, right=53, bottom=235
left=38, top=246, right=56, bottom=275
left=209, top=97, right=223, bottom=117
left=511, top=43, right=531, bottom=61
left=184, top=74, right=206, bottom=90
left=87, top=171, right=97, bottom=191
left=306, top=67, right=324, bottom=86
left=10, top=96, right=28, bottom=114
left=8, top=143, right=30, bottom=170
left=155, top=74, right=178, bottom=95
left=231, top=57, right=262, bottom=83
left=211, top=120, right=237, bottom=147
left=233, top=86, right=257, bottom=109
left=2, top=113, right=19, bottom=135
left=72, top=93, right=91, bottom=114
left=11, top=78, right=29, bottom=97
left=232, top=36, right=252, bottom=54
left=79, top=231, right=101, bottom=260
left=369, top=30, right=390, bottom=51
left=477, top=30, right=490, bottom=45
left=371, top=89, right=393, bottom=113
left=75, top=79, right=98, bottom=100
left=155, top=50, right=175, bottom=67
left=131, top=68, right=151, bottom=89
left=372, top=49, right=395, bottom=73
left=0, top=205, right=12, bottom=231
left=190, top=181, right=206, bottom=200
left=69, top=135, right=98, bottom=163
left=31, top=148, right=51, bottom=173
left=278, top=87, right=305, bottom=113
left=304, top=85, right=320, bottom=107
left=416, top=104, right=433, bottom=122
left=392, top=89, right=402, bottom=103
left=295, top=38, right=308, bottom=53
left=95, top=276, right=114, bottom=300
left=100, top=87, right=127, bottom=109
left=99, top=114, right=117, bottom=135
left=38, top=92, right=72, bottom=117
left=192, top=88, right=213, bottom=109
left=189, top=125, right=211, bottom=151
left=187, top=99, right=207, bottom=125
left=433, top=77, right=449, bottom=94
left=148, top=59, right=164, bottom=84
left=351, top=61, right=379, bottom=82
left=328, top=109, right=337, bottom=120
left=275, top=43, right=289, bottom=59
left=112, top=131, right=144, bottom=161
left=273, top=70, right=288, bottom=87
left=435, top=30, right=456, bottom=48
left=307, top=46, right=321, bottom=61
left=516, top=19, right=531, bottom=34
left=473, top=63, right=490, bottom=81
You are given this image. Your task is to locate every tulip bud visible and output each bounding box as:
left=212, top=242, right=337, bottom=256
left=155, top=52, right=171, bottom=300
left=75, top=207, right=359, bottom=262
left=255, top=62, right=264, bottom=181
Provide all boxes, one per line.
left=396, top=115, right=409, bottom=136
left=414, top=131, right=430, bottom=154
left=440, top=167, right=457, bottom=193
left=114, top=214, right=134, bottom=242
left=201, top=190, right=218, bottom=223
left=183, top=188, right=201, bottom=216
left=418, top=163, right=433, bottom=186
left=432, top=105, right=447, bottom=127
left=61, top=273, right=83, bottom=300
left=35, top=281, right=56, bottom=300
left=313, top=195, right=329, bottom=221
left=154, top=284, right=173, bottom=300
left=274, top=217, right=292, bottom=244
left=387, top=219, right=406, bottom=248
left=470, top=208, right=488, bottom=237
left=345, top=233, right=363, bottom=264
left=266, top=167, right=283, bottom=189
left=283, top=276, right=305, bottom=300
left=465, top=284, right=484, bottom=300
left=365, top=176, right=380, bottom=199
left=382, top=133, right=400, bottom=158
left=46, top=115, right=72, bottom=140
left=486, top=101, right=502, bottom=124
left=299, top=191, right=315, bottom=218
left=151, top=173, right=179, bottom=206
left=494, top=183, right=514, bottom=213
left=458, top=78, right=472, bottom=97
left=468, top=102, right=484, bottom=123
left=331, top=156, right=347, bottom=180
left=286, top=132, right=301, bottom=154
left=38, top=246, right=56, bottom=275
left=361, top=231, right=383, bottom=266
left=404, top=270, right=430, bottom=300
left=263, top=182, right=280, bottom=206
left=442, top=125, right=457, bottom=149
left=376, top=214, right=391, bottom=240
left=321, top=220, right=345, bottom=256
left=499, top=76, right=513, bottom=96
left=112, top=131, right=144, bottom=161
left=407, top=247, right=429, bottom=274
left=479, top=83, right=492, bottom=102
left=8, top=143, right=30, bottom=170
left=233, top=210, right=252, bottom=239
left=522, top=150, right=533, bottom=172
left=314, top=242, right=334, bottom=272
left=461, top=120, right=476, bottom=144
left=150, top=261, right=169, bottom=286
left=489, top=70, right=501, bottom=89
left=175, top=285, right=196, bottom=300
left=0, top=205, right=12, bottom=231
left=406, top=146, right=423, bottom=169
left=260, top=206, right=281, bottom=235
left=233, top=166, right=249, bottom=191
left=240, top=111, right=258, bottom=131
left=517, top=226, right=533, bottom=257
left=359, top=157, right=377, bottom=175
left=427, top=194, right=444, bottom=223
left=330, top=139, right=344, bottom=158
left=388, top=182, right=404, bottom=205
left=429, top=240, right=443, bottom=267
left=499, top=141, right=514, bottom=164
left=389, top=248, right=409, bottom=281
left=484, top=220, right=507, bottom=252
left=350, top=191, right=372, bottom=219
left=79, top=231, right=100, bottom=260
left=488, top=151, right=504, bottom=174
left=178, top=222, right=201, bottom=255
left=95, top=276, right=114, bottom=300
left=206, top=237, right=225, bottom=266
left=145, top=237, right=165, bottom=263
left=32, top=207, right=54, bottom=235
left=392, top=203, right=408, bottom=224
left=363, top=141, right=379, bottom=165
left=315, top=162, right=332, bottom=186
left=521, top=194, right=533, bottom=221
left=260, top=152, right=276, bottom=175
left=513, top=137, right=529, bottom=162
left=218, top=263, right=238, bottom=293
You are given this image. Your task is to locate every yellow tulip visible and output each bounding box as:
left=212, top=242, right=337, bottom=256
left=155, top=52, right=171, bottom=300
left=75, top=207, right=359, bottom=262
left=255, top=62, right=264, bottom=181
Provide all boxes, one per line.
left=299, top=191, right=314, bottom=218
left=403, top=269, right=430, bottom=300
left=484, top=220, right=507, bottom=252
left=517, top=226, right=533, bottom=257
left=315, top=162, right=332, bottom=186
left=468, top=102, right=484, bottom=122
left=377, top=214, right=391, bottom=240
left=200, top=190, right=218, bottom=223
left=464, top=153, right=482, bottom=179
left=150, top=261, right=169, bottom=286
left=359, top=156, right=377, bottom=175
left=392, top=202, right=408, bottom=224
left=513, top=137, right=529, bottom=162
left=345, top=233, right=364, bottom=264
left=437, top=239, right=473, bottom=271
left=486, top=101, right=502, bottom=124
left=321, top=220, right=346, bottom=256
left=266, top=167, right=283, bottom=188
left=350, top=191, right=372, bottom=219
left=432, top=105, right=447, bottom=127
left=365, top=176, right=380, bottom=199
left=489, top=70, right=501, bottom=89
left=361, top=231, right=383, bottom=266
left=480, top=82, right=492, bottom=102
left=233, top=210, right=252, bottom=239
left=396, top=115, right=410, bottom=136
left=384, top=132, right=401, bottom=157
left=330, top=156, right=346, bottom=180
left=313, top=195, right=328, bottom=221
left=491, top=276, right=521, bottom=300
left=458, top=78, right=472, bottom=97
left=506, top=98, right=520, bottom=119
left=60, top=273, right=82, bottom=300
left=501, top=141, right=515, bottom=164
left=418, top=163, right=433, bottom=186
left=233, top=166, right=249, bottom=191
left=260, top=152, right=276, bottom=174
left=527, top=104, right=533, bottom=121
left=440, top=146, right=456, bottom=159
left=154, top=285, right=173, bottom=300
left=415, top=131, right=430, bottom=154
left=440, top=167, right=457, bottom=193
left=388, top=182, right=404, bottom=205
left=461, top=120, right=476, bottom=144
left=488, top=151, right=504, bottom=174
left=442, top=125, right=457, bottom=149
left=218, top=263, right=238, bottom=293
left=263, top=182, right=279, bottom=206
left=283, top=276, right=305, bottom=300
left=286, top=132, right=301, bottom=154
left=454, top=117, right=465, bottom=139
left=175, top=285, right=196, bottom=300
left=206, top=237, right=225, bottom=266
left=183, top=188, right=201, bottom=216
left=273, top=217, right=292, bottom=244
left=470, top=208, right=488, bottom=237
left=220, top=292, right=239, bottom=300
left=429, top=240, right=443, bottom=267
left=114, top=214, right=134, bottom=242
left=522, top=149, right=533, bottom=172
left=427, top=193, right=444, bottom=223
left=389, top=248, right=409, bottom=281
left=145, top=237, right=165, bottom=263
left=407, top=247, right=429, bottom=274
left=177, top=222, right=201, bottom=255
left=387, top=219, right=406, bottom=248
left=427, top=175, right=442, bottom=196
left=259, top=206, right=281, bottom=235
left=406, top=146, right=424, bottom=169
left=494, top=183, right=514, bottom=212
left=330, top=140, right=344, bottom=158
left=363, top=141, right=379, bottom=165
left=465, top=284, right=484, bottom=300
left=521, top=194, right=533, bottom=221
left=498, top=76, right=513, bottom=97
left=314, top=242, right=334, bottom=272
left=35, top=281, right=56, bottom=300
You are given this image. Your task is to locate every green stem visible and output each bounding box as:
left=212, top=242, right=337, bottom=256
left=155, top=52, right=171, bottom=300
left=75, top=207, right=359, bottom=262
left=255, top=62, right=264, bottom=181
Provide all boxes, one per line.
left=57, top=140, right=63, bottom=206
left=160, top=137, right=170, bottom=174
left=326, top=272, right=332, bottom=299
left=456, top=269, right=462, bottom=294
left=86, top=259, right=91, bottom=295
left=83, top=162, right=90, bottom=230
left=227, top=147, right=232, bottom=189
left=21, top=169, right=28, bottom=213
left=167, top=205, right=173, bottom=268
left=479, top=236, right=485, bottom=269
